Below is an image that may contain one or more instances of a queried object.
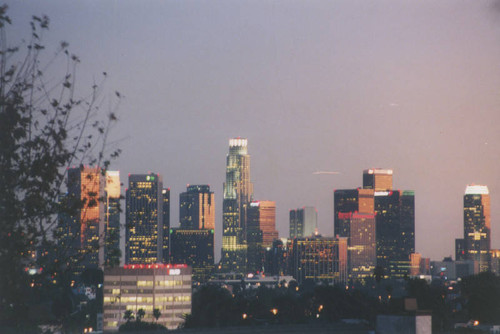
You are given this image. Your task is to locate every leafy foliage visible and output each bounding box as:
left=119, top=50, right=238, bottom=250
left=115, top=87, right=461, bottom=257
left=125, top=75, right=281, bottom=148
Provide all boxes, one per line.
left=0, top=5, right=120, bottom=331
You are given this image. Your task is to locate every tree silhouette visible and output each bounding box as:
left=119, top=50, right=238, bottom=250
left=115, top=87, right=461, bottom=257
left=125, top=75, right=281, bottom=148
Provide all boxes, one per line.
left=123, top=310, right=134, bottom=323
left=136, top=308, right=146, bottom=322
left=0, top=5, right=120, bottom=331
left=153, top=308, right=161, bottom=323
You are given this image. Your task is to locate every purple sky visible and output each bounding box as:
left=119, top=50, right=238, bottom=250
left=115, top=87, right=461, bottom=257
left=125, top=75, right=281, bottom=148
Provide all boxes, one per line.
left=6, top=0, right=500, bottom=262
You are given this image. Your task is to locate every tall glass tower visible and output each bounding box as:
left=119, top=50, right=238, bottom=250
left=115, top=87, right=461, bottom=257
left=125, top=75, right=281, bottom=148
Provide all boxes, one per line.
left=125, top=173, right=166, bottom=264
left=463, top=185, right=491, bottom=272
left=221, top=138, right=253, bottom=273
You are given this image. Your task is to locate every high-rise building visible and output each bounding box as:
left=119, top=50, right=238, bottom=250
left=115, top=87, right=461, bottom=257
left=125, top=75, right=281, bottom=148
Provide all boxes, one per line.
left=246, top=200, right=278, bottom=273
left=363, top=168, right=393, bottom=191
left=57, top=167, right=106, bottom=278
left=334, top=188, right=374, bottom=238
left=105, top=171, right=121, bottom=267
left=334, top=169, right=415, bottom=280
left=103, top=264, right=192, bottom=331
left=170, top=228, right=214, bottom=282
left=289, top=236, right=348, bottom=285
left=248, top=201, right=278, bottom=248
left=162, top=188, right=170, bottom=263
left=346, top=212, right=376, bottom=280
left=221, top=138, right=253, bottom=273
left=125, top=173, right=166, bottom=264
left=461, top=185, right=491, bottom=272
left=290, top=206, right=317, bottom=238
left=374, top=190, right=415, bottom=279
left=179, top=185, right=215, bottom=230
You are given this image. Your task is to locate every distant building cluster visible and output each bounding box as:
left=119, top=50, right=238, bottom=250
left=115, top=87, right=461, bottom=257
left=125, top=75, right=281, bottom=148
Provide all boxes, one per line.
left=54, top=137, right=497, bottom=330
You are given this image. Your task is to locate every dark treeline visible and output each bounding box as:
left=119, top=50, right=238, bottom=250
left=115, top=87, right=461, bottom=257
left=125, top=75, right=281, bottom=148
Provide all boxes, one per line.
left=183, top=273, right=500, bottom=332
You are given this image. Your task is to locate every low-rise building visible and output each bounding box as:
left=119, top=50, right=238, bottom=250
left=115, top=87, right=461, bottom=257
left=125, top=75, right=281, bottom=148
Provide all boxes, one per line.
left=103, top=264, right=192, bottom=331
left=289, top=235, right=348, bottom=285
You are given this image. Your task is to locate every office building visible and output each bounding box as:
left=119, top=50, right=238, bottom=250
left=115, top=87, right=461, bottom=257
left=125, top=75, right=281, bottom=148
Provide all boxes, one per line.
left=162, top=188, right=170, bottom=263
left=125, top=173, right=167, bottom=264
left=221, top=138, right=253, bottom=273
left=246, top=200, right=278, bottom=273
left=105, top=171, right=121, bottom=267
left=179, top=185, right=215, bottom=230
left=374, top=189, right=415, bottom=279
left=290, top=206, right=317, bottom=238
left=289, top=236, right=348, bottom=285
left=103, top=264, right=191, bottom=331
left=264, top=238, right=289, bottom=276
left=363, top=168, right=393, bottom=191
left=334, top=169, right=415, bottom=279
left=170, top=228, right=214, bottom=282
left=57, top=167, right=105, bottom=277
left=460, top=185, right=491, bottom=272
left=248, top=201, right=278, bottom=248
left=334, top=188, right=374, bottom=238
left=345, top=212, right=376, bottom=280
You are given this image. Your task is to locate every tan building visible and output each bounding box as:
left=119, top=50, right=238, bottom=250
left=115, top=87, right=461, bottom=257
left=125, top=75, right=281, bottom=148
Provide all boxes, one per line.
left=348, top=212, right=376, bottom=280
left=363, top=168, right=393, bottom=191
left=103, top=264, right=192, bottom=331
left=248, top=200, right=278, bottom=248
left=179, top=185, right=215, bottom=230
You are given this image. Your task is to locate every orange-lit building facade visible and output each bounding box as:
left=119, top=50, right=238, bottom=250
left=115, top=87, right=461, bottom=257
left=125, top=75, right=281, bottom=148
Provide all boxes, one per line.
left=57, top=167, right=106, bottom=277
left=246, top=200, right=278, bottom=273
left=179, top=185, right=215, bottom=230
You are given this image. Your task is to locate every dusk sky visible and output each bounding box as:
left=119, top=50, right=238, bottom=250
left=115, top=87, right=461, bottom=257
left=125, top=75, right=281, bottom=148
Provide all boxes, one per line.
left=6, top=0, right=500, bottom=262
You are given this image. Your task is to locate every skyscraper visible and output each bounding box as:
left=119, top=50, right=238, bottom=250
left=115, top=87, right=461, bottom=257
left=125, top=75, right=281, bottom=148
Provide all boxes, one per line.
left=290, top=206, right=317, bottom=238
left=104, top=171, right=121, bottom=267
left=334, top=188, right=374, bottom=238
left=221, top=138, right=253, bottom=273
left=58, top=167, right=105, bottom=277
left=461, top=185, right=491, bottom=272
left=162, top=188, right=170, bottom=263
left=346, top=212, right=376, bottom=280
left=246, top=200, right=278, bottom=273
left=374, top=189, right=415, bottom=278
left=334, top=169, right=414, bottom=280
left=179, top=185, right=215, bottom=230
left=125, top=173, right=166, bottom=264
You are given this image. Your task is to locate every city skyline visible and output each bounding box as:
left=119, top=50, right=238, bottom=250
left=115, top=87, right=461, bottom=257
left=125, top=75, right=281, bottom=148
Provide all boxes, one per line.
left=5, top=0, right=500, bottom=262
